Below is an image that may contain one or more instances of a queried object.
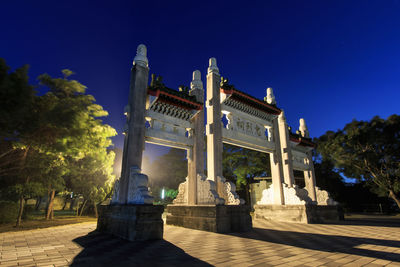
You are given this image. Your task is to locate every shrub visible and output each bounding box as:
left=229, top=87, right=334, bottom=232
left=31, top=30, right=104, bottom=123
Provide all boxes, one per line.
left=0, top=200, right=19, bottom=224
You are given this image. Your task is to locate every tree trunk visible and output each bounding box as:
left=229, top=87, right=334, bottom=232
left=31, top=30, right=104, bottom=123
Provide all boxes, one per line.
left=75, top=199, right=80, bottom=216
left=389, top=190, right=400, bottom=209
left=15, top=196, right=25, bottom=227
left=79, top=199, right=88, bottom=217
left=35, top=197, right=42, bottom=211
left=46, top=190, right=55, bottom=220
left=70, top=197, right=76, bottom=211
left=62, top=197, right=68, bottom=210
left=93, top=201, right=98, bottom=218
left=245, top=183, right=250, bottom=205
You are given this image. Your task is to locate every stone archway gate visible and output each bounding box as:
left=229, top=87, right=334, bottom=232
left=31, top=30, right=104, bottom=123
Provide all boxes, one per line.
left=97, top=44, right=339, bottom=241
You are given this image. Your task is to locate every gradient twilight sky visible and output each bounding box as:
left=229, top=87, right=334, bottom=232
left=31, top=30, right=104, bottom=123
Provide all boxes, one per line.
left=2, top=0, right=400, bottom=159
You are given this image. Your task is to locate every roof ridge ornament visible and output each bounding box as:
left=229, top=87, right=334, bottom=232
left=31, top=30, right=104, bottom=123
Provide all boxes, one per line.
left=265, top=87, right=276, bottom=105
left=190, top=70, right=203, bottom=90
left=299, top=118, right=310, bottom=138
left=208, top=57, right=219, bottom=75
left=133, top=44, right=149, bottom=67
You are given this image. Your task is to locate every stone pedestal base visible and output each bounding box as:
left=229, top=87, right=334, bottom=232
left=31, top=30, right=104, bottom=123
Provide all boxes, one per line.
left=166, top=205, right=252, bottom=233
left=97, top=204, right=164, bottom=241
left=254, top=204, right=343, bottom=224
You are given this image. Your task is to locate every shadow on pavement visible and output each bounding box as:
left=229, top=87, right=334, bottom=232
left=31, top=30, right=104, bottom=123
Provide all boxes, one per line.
left=337, top=215, right=400, bottom=227
left=228, top=226, right=400, bottom=262
left=71, top=231, right=212, bottom=267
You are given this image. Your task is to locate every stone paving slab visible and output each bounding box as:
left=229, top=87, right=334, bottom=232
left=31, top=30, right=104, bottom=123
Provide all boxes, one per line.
left=0, top=220, right=399, bottom=266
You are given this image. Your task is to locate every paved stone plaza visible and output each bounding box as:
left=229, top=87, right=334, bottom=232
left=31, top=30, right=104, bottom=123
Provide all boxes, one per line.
left=1, top=219, right=400, bottom=267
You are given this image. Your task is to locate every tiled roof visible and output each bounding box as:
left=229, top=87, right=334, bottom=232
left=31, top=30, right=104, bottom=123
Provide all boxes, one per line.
left=148, top=85, right=203, bottom=110
left=220, top=85, right=281, bottom=115
left=289, top=133, right=315, bottom=147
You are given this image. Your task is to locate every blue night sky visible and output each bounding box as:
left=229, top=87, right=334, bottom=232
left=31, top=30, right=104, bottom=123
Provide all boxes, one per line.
left=2, top=0, right=400, bottom=160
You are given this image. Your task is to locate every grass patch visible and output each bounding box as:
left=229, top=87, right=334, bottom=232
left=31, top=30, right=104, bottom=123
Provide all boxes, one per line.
left=0, top=209, right=97, bottom=233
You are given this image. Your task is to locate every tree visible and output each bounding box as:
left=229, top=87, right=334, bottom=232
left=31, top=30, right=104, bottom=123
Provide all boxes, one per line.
left=222, top=144, right=270, bottom=204
left=0, top=59, right=48, bottom=226
left=0, top=60, right=116, bottom=225
left=312, top=150, right=347, bottom=204
left=38, top=70, right=116, bottom=218
left=317, top=115, right=400, bottom=209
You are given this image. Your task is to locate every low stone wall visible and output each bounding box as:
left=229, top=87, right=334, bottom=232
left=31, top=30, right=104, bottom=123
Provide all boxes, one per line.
left=97, top=204, right=164, bottom=241
left=166, top=205, right=252, bottom=233
left=254, top=204, right=342, bottom=224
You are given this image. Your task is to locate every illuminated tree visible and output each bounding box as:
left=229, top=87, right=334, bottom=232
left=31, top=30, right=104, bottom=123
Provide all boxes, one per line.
left=0, top=59, right=116, bottom=225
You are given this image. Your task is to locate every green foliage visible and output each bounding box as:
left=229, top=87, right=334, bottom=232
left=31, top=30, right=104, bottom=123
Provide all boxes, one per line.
left=0, top=201, right=19, bottom=224
left=223, top=144, right=270, bottom=188
left=222, top=144, right=270, bottom=203
left=165, top=188, right=178, bottom=199
left=0, top=59, right=117, bottom=221
left=38, top=69, right=117, bottom=212
left=317, top=115, right=400, bottom=208
left=0, top=58, right=35, bottom=140
left=312, top=152, right=347, bottom=203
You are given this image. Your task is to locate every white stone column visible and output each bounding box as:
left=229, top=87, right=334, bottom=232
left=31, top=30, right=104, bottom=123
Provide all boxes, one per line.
left=278, top=111, right=295, bottom=187
left=270, top=118, right=285, bottom=205
left=187, top=70, right=204, bottom=205
left=304, top=151, right=317, bottom=202
left=119, top=44, right=152, bottom=204
left=206, top=58, right=223, bottom=189
left=299, top=118, right=317, bottom=202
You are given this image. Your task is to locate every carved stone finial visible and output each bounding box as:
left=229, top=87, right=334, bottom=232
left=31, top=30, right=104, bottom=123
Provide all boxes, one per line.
left=208, top=57, right=219, bottom=74
left=264, top=87, right=276, bottom=105
left=190, top=70, right=203, bottom=90
left=133, top=44, right=149, bottom=67
left=299, top=118, right=310, bottom=138
left=279, top=110, right=286, bottom=122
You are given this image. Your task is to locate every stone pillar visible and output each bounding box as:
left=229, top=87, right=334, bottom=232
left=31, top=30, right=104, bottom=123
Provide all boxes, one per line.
left=187, top=70, right=204, bottom=205
left=119, top=44, right=152, bottom=204
left=206, top=58, right=223, bottom=186
left=278, top=111, right=295, bottom=187
left=304, top=151, right=317, bottom=202
left=270, top=118, right=285, bottom=205
left=299, top=118, right=317, bottom=202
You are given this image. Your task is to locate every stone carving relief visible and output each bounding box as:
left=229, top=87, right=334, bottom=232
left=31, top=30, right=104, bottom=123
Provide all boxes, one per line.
left=173, top=174, right=225, bottom=205
left=147, top=116, right=191, bottom=140
left=197, top=174, right=225, bottom=205
left=224, top=113, right=268, bottom=140
left=257, top=183, right=313, bottom=205
left=284, top=184, right=313, bottom=205
left=127, top=167, right=154, bottom=204
left=315, top=187, right=337, bottom=206
left=216, top=176, right=244, bottom=205
left=173, top=178, right=188, bottom=204
left=257, top=185, right=274, bottom=205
